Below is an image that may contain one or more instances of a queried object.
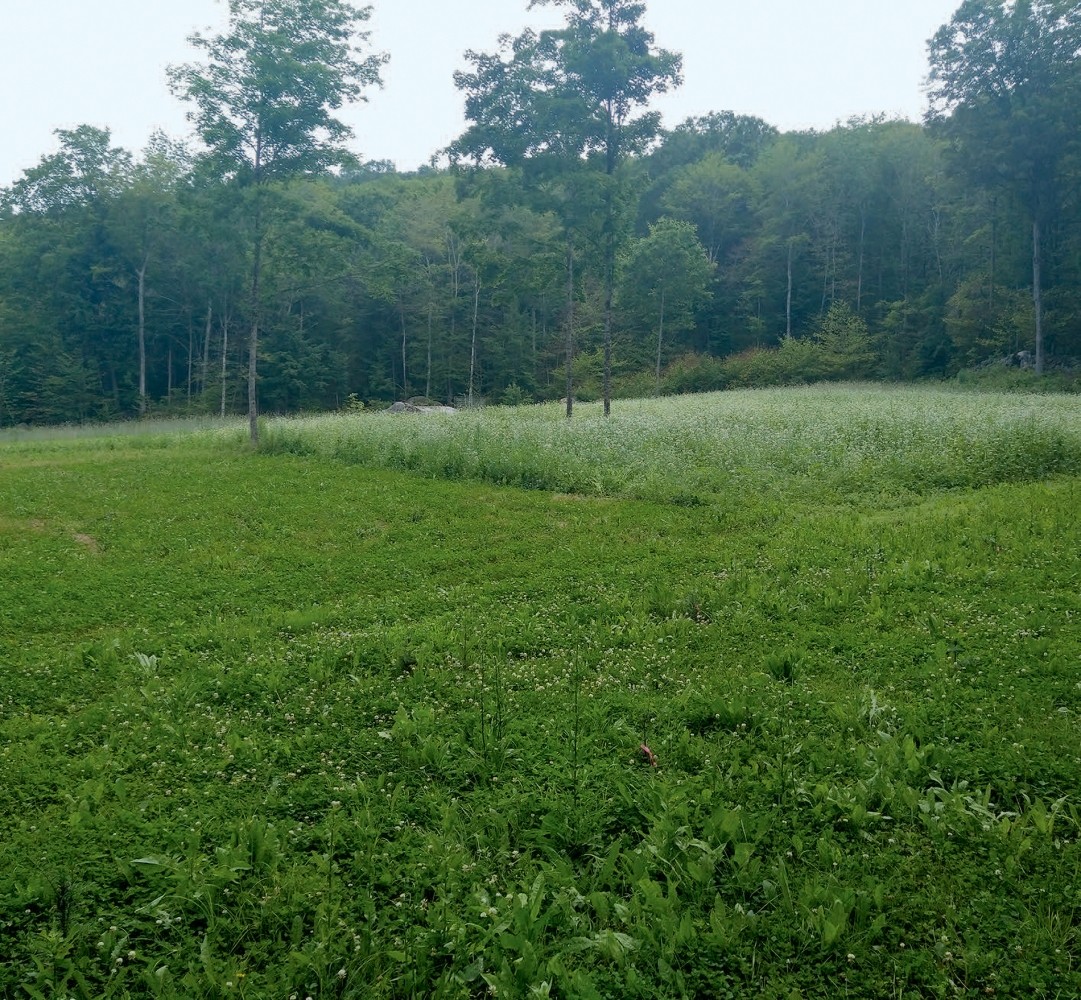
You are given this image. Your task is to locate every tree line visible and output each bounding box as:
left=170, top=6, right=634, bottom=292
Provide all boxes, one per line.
left=1, top=0, right=1079, bottom=429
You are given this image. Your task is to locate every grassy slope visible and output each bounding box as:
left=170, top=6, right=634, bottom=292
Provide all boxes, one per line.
left=0, top=422, right=1078, bottom=998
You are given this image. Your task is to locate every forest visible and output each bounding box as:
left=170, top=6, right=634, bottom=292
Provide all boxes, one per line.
left=0, top=0, right=1079, bottom=428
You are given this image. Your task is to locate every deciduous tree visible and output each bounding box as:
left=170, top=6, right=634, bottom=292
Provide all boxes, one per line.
left=452, top=0, right=681, bottom=415
left=169, top=0, right=385, bottom=442
left=927, top=0, right=1081, bottom=373
left=618, top=218, right=713, bottom=390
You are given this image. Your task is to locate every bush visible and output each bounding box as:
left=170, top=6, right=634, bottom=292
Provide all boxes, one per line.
left=956, top=363, right=1081, bottom=394
left=658, top=353, right=727, bottom=394
left=500, top=383, right=533, bottom=406
left=720, top=340, right=820, bottom=387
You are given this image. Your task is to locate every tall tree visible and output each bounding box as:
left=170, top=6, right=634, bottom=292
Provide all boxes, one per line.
left=452, top=0, right=680, bottom=415
left=2, top=126, right=133, bottom=216
left=169, top=0, right=385, bottom=443
left=618, top=217, right=713, bottom=390
left=751, top=136, right=818, bottom=340
left=114, top=133, right=191, bottom=415
left=1, top=127, right=135, bottom=421
left=662, top=153, right=754, bottom=266
left=926, top=0, right=1081, bottom=374
left=654, top=111, right=779, bottom=172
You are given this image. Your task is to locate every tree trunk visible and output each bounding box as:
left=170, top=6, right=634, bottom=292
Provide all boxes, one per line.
left=654, top=287, right=666, bottom=395
left=248, top=136, right=264, bottom=445
left=136, top=257, right=148, bottom=416
left=187, top=314, right=194, bottom=403
left=531, top=307, right=538, bottom=377
left=603, top=247, right=613, bottom=417
left=785, top=239, right=794, bottom=339
left=990, top=198, right=998, bottom=341
left=1033, top=217, right=1044, bottom=375
left=201, top=301, right=213, bottom=396
left=821, top=251, right=830, bottom=313
left=565, top=244, right=575, bottom=420
left=446, top=232, right=462, bottom=405
left=901, top=218, right=909, bottom=303
left=856, top=209, right=866, bottom=313
left=248, top=230, right=262, bottom=444
left=399, top=300, right=409, bottom=398
left=426, top=302, right=433, bottom=400
left=602, top=129, right=615, bottom=418
left=468, top=277, right=480, bottom=407
left=220, top=309, right=230, bottom=419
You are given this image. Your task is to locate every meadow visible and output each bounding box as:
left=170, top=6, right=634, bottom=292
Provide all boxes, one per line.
left=0, top=385, right=1078, bottom=998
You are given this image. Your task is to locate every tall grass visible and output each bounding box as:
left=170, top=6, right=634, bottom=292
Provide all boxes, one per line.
left=253, top=385, right=1081, bottom=504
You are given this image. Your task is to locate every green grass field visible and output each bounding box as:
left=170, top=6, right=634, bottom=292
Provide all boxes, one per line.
left=1, top=386, right=1079, bottom=998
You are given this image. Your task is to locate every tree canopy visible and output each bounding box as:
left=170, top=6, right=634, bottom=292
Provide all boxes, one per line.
left=168, top=0, right=386, bottom=183
left=452, top=0, right=681, bottom=415
left=927, top=0, right=1081, bottom=373
left=2, top=3, right=1081, bottom=429
left=168, top=0, right=385, bottom=442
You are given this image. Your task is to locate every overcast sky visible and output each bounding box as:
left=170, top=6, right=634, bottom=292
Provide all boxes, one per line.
left=1, top=0, right=961, bottom=187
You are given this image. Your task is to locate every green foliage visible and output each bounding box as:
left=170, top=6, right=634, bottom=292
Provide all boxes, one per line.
left=167, top=0, right=386, bottom=183
left=1, top=386, right=1080, bottom=996
left=452, top=0, right=683, bottom=413
left=956, top=363, right=1081, bottom=394
left=945, top=277, right=1034, bottom=366
left=167, top=0, right=386, bottom=442
left=1, top=125, right=133, bottom=215
left=501, top=382, right=533, bottom=406
left=451, top=0, right=681, bottom=173
left=764, top=647, right=804, bottom=685
left=927, top=0, right=1081, bottom=373
left=812, top=302, right=876, bottom=377
left=710, top=307, right=878, bottom=387
left=618, top=217, right=714, bottom=386
left=3, top=4, right=1081, bottom=428
left=660, top=152, right=756, bottom=265
left=718, top=338, right=829, bottom=387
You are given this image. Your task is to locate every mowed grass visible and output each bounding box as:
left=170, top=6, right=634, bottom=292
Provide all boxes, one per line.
left=0, top=386, right=1079, bottom=999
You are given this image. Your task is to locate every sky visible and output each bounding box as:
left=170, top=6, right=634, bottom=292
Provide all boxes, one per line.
left=0, top=0, right=961, bottom=187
